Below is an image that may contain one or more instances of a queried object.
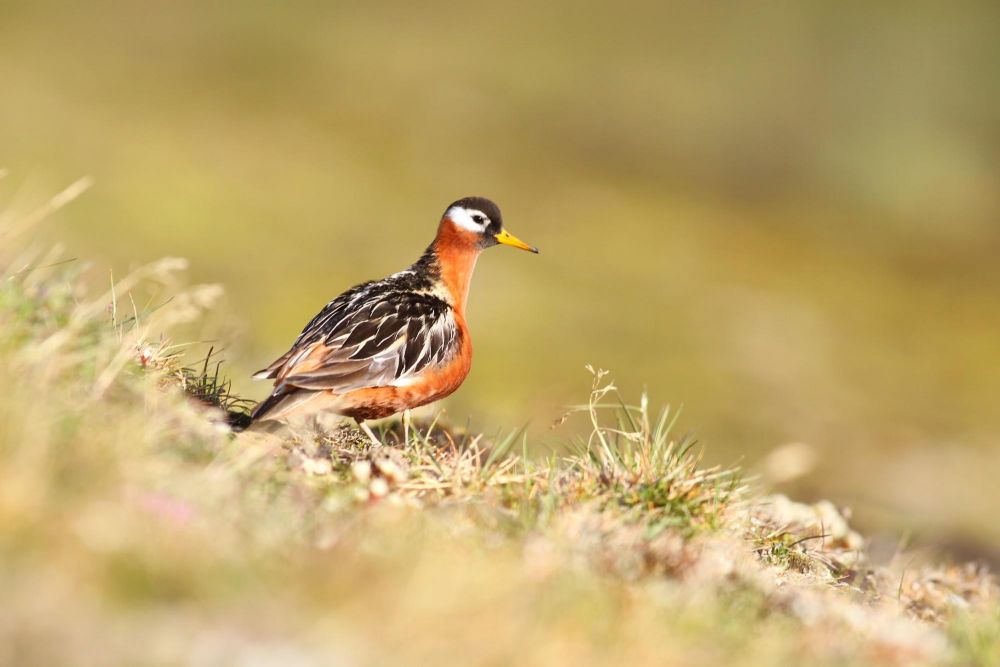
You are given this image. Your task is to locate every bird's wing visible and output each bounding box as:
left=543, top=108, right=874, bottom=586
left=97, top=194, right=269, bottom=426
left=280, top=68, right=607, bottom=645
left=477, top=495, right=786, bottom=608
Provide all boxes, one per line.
left=254, top=287, right=460, bottom=395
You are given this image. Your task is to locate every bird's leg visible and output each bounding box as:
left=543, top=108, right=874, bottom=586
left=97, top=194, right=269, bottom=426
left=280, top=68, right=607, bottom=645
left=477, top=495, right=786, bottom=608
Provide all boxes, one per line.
left=403, top=409, right=412, bottom=448
left=357, top=419, right=382, bottom=447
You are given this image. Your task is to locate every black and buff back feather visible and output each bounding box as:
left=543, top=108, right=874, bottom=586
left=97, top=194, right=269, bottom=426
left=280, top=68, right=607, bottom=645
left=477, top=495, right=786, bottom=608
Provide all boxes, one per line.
left=250, top=249, right=460, bottom=422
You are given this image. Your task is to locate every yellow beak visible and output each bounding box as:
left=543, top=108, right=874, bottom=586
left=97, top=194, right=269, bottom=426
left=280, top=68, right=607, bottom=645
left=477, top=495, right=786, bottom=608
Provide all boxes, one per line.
left=494, top=228, right=539, bottom=253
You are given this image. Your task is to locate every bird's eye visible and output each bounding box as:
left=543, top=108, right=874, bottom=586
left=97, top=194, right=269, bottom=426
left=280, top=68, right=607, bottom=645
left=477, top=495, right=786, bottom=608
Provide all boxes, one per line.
left=471, top=214, right=486, bottom=225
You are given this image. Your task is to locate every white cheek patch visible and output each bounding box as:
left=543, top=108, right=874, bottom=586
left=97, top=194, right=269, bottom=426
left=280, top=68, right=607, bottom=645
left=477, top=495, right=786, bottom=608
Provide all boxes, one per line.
left=446, top=206, right=487, bottom=233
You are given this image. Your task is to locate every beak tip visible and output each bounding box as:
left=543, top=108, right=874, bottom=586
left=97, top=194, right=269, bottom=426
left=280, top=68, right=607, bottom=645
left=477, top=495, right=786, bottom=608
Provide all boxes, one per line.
left=494, top=229, right=539, bottom=254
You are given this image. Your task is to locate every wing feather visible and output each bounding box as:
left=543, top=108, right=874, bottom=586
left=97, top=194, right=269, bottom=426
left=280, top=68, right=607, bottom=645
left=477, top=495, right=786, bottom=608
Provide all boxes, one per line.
left=254, top=289, right=458, bottom=397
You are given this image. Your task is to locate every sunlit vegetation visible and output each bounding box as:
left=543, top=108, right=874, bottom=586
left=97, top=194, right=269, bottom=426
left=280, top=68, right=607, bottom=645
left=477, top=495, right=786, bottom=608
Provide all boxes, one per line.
left=2, top=187, right=996, bottom=666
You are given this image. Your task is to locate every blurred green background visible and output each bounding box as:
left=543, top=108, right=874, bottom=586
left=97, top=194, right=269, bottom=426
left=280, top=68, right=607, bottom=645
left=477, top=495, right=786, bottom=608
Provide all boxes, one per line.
left=2, top=1, right=999, bottom=557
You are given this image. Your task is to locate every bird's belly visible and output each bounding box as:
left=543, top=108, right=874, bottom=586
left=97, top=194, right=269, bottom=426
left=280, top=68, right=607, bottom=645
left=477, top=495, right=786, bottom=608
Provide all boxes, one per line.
left=335, top=343, right=472, bottom=421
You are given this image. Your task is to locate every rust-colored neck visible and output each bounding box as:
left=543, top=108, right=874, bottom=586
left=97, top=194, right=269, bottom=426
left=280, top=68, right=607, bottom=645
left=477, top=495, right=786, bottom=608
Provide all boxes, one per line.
left=432, top=218, right=482, bottom=314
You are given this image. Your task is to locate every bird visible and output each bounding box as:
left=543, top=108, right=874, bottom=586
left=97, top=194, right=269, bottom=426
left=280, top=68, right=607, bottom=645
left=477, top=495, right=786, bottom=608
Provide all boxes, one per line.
left=249, top=196, right=538, bottom=444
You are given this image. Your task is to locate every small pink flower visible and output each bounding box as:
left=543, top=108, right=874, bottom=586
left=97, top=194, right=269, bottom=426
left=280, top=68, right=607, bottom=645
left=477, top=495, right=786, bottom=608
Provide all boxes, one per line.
left=130, top=489, right=196, bottom=526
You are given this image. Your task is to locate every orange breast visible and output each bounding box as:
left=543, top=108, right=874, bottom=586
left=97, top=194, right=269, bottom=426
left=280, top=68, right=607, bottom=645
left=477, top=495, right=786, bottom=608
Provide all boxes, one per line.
left=335, top=318, right=473, bottom=421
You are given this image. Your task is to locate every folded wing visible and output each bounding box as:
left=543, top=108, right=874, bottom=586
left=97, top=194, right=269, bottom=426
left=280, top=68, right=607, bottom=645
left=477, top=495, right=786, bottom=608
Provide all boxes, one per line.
left=253, top=288, right=459, bottom=399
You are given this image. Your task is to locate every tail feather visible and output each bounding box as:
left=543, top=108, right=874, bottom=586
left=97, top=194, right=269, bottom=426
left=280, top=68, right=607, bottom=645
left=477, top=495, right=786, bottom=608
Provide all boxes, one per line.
left=250, top=386, right=330, bottom=423
left=249, top=388, right=291, bottom=422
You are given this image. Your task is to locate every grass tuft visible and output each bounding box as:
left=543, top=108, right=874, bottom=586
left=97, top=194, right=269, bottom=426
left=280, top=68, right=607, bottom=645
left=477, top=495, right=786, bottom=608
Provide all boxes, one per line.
left=1, top=185, right=997, bottom=666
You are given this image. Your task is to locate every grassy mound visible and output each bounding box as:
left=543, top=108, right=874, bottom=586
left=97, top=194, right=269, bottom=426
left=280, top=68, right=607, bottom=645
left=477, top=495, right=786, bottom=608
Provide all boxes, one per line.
left=1, top=185, right=997, bottom=666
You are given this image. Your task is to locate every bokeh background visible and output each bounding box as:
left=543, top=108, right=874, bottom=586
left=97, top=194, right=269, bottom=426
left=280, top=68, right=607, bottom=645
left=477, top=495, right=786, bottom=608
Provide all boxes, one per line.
left=2, top=1, right=998, bottom=559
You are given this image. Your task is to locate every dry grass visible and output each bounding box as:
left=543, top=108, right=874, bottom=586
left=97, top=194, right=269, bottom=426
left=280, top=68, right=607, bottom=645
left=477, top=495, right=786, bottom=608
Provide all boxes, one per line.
left=1, top=185, right=997, bottom=666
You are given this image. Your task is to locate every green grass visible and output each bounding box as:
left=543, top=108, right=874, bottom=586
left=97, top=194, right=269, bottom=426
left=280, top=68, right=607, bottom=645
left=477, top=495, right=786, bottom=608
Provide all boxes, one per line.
left=950, top=612, right=1000, bottom=667
left=1, top=190, right=997, bottom=666
left=5, top=3, right=1000, bottom=540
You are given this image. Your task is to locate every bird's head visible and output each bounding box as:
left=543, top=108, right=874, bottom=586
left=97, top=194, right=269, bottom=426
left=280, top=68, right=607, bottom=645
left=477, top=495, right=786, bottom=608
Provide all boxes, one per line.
left=439, top=196, right=539, bottom=254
